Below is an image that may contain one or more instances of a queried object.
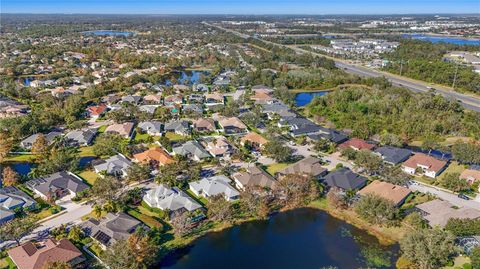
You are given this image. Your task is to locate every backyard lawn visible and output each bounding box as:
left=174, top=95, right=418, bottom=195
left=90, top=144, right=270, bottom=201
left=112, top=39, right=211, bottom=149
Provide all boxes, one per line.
left=186, top=189, right=208, bottom=206
left=165, top=132, right=186, bottom=142
left=127, top=208, right=164, bottom=229
left=266, top=163, right=289, bottom=175
left=0, top=257, right=16, bottom=269
left=134, top=132, right=152, bottom=142
left=437, top=161, right=466, bottom=182
left=5, top=154, right=37, bottom=162
left=79, top=146, right=95, bottom=157
left=78, top=170, right=99, bottom=186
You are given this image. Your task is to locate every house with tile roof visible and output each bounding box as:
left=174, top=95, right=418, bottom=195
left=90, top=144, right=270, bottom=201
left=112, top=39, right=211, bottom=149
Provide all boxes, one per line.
left=240, top=132, right=269, bottom=149
left=143, top=184, right=202, bottom=213
left=218, top=117, right=248, bottom=135
left=105, top=122, right=135, bottom=139
left=276, top=157, right=327, bottom=178
left=358, top=180, right=411, bottom=207
left=93, top=154, right=132, bottom=178
left=322, top=168, right=367, bottom=191
left=402, top=153, right=448, bottom=178
left=133, top=147, right=175, bottom=167
left=26, top=171, right=89, bottom=201
left=192, top=118, right=216, bottom=133
left=81, top=212, right=142, bottom=248
left=338, top=138, right=376, bottom=151
left=232, top=166, right=276, bottom=190
left=189, top=175, right=240, bottom=201
left=8, top=238, right=85, bottom=269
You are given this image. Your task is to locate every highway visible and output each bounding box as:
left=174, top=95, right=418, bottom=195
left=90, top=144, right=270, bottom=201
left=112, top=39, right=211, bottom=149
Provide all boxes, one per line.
left=204, top=22, right=480, bottom=112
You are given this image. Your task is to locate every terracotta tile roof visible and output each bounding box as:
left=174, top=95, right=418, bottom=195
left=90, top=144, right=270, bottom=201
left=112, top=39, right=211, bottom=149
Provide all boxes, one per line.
left=402, top=153, right=447, bottom=173
left=338, top=138, right=375, bottom=151
left=105, top=122, right=135, bottom=137
left=86, top=103, right=108, bottom=116
left=460, top=169, right=480, bottom=183
left=358, top=180, right=411, bottom=206
left=133, top=147, right=175, bottom=166
left=241, top=132, right=268, bottom=147
left=8, top=238, right=84, bottom=269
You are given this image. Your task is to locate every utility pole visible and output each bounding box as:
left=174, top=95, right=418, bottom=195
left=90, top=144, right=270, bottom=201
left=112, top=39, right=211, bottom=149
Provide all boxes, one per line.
left=452, top=63, right=459, bottom=89
left=399, top=58, right=404, bottom=76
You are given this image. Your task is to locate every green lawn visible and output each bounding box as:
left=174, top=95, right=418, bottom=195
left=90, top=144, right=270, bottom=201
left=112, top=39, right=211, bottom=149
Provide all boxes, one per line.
left=97, top=125, right=107, bottom=133
left=186, top=189, right=208, bottom=206
left=437, top=161, right=466, bottom=182
left=443, top=256, right=471, bottom=269
left=266, top=163, right=289, bottom=175
left=79, top=146, right=95, bottom=157
left=78, top=170, right=99, bottom=186
left=4, top=154, right=37, bottom=162
left=134, top=132, right=152, bottom=142
left=165, top=132, right=186, bottom=142
left=0, top=257, right=16, bottom=269
left=127, top=208, right=164, bottom=229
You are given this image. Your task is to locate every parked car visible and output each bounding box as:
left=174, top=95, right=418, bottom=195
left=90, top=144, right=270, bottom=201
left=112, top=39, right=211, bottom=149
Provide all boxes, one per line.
left=458, top=194, right=470, bottom=200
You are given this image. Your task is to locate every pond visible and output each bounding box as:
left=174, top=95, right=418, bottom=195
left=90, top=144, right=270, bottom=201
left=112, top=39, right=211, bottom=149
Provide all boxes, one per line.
left=9, top=163, right=35, bottom=176
left=160, top=208, right=399, bottom=269
left=402, top=34, right=480, bottom=46
left=82, top=30, right=134, bottom=37
left=165, top=70, right=210, bottom=86
left=295, top=91, right=329, bottom=106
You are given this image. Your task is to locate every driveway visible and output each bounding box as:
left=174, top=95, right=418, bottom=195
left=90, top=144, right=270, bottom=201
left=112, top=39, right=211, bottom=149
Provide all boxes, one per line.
left=409, top=181, right=480, bottom=210
left=322, top=152, right=354, bottom=171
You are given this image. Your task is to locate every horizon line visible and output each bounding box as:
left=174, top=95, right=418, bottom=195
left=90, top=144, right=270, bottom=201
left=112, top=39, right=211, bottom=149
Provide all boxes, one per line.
left=2, top=12, right=480, bottom=16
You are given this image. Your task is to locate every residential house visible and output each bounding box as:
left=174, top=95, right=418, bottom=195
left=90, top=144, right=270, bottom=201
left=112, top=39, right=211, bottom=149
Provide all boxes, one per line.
left=81, top=213, right=142, bottom=248
left=323, top=168, right=367, bottom=191
left=232, top=166, right=276, bottom=190
left=460, top=168, right=480, bottom=190
left=188, top=94, right=204, bottom=104
left=278, top=116, right=322, bottom=137
left=143, top=184, right=202, bottom=214
left=193, top=83, right=209, bottom=92
left=102, top=94, right=121, bottom=105
left=105, top=122, right=135, bottom=139
left=164, top=120, right=191, bottom=136
left=182, top=104, right=204, bottom=114
left=64, top=129, right=97, bottom=146
left=204, top=93, right=224, bottom=106
left=416, top=199, right=480, bottom=227
left=26, top=171, right=89, bottom=200
left=189, top=175, right=240, bottom=201
left=86, top=103, right=108, bottom=120
left=240, top=132, right=268, bottom=149
left=93, top=154, right=132, bottom=178
left=358, top=180, right=411, bottom=207
left=308, top=128, right=349, bottom=144
left=192, top=118, right=216, bottom=133
left=201, top=136, right=233, bottom=158
left=338, top=138, right=376, bottom=151
left=218, top=117, right=248, bottom=135
left=143, top=94, right=162, bottom=104
left=276, top=157, right=327, bottom=178
left=20, top=131, right=62, bottom=150
left=251, top=85, right=274, bottom=104
left=8, top=238, right=85, bottom=269
left=173, top=141, right=211, bottom=161
left=374, top=146, right=412, bottom=165
left=133, top=147, right=175, bottom=167
left=402, top=153, right=448, bottom=178
left=121, top=95, right=142, bottom=105
left=0, top=187, right=36, bottom=223
left=139, top=105, right=159, bottom=114
left=164, top=94, right=183, bottom=106
left=138, top=121, right=163, bottom=136
left=262, top=102, right=296, bottom=118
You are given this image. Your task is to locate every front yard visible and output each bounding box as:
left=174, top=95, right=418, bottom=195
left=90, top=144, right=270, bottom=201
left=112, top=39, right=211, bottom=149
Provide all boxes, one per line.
left=78, top=169, right=98, bottom=186
left=265, top=163, right=289, bottom=175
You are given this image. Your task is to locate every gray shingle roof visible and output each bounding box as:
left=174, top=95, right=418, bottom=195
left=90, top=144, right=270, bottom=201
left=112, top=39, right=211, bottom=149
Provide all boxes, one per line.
left=323, top=168, right=367, bottom=190
left=173, top=140, right=211, bottom=160
left=143, top=184, right=202, bottom=212
left=26, top=171, right=89, bottom=197
left=375, top=146, right=412, bottom=165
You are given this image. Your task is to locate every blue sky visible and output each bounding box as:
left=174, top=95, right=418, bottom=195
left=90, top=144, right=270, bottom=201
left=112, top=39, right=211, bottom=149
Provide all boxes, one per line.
left=2, top=0, right=479, bottom=14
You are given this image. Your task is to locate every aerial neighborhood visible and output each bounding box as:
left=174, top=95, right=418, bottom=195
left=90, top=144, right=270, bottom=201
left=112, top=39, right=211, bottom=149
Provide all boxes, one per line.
left=0, top=13, right=480, bottom=269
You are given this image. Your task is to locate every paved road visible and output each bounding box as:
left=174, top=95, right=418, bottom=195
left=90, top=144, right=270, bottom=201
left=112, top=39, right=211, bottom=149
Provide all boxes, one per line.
left=409, top=181, right=480, bottom=210
left=204, top=22, right=480, bottom=112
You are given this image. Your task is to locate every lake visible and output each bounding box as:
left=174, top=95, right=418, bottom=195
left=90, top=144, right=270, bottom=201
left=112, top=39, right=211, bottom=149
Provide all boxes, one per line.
left=403, top=34, right=480, bottom=46
left=165, top=70, right=210, bottom=86
left=83, top=30, right=134, bottom=37
left=160, top=208, right=399, bottom=269
left=295, top=91, right=329, bottom=106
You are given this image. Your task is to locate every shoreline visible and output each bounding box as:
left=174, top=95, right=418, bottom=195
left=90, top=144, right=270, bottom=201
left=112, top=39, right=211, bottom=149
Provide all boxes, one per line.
left=161, top=199, right=399, bottom=262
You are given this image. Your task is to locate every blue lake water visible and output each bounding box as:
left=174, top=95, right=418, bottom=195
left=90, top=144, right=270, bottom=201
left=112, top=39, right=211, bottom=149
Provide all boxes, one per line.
left=295, top=91, right=328, bottom=106
left=165, top=70, right=210, bottom=86
left=403, top=34, right=480, bottom=46
left=160, top=208, right=399, bottom=269
left=6, top=163, right=36, bottom=176
left=83, top=30, right=134, bottom=37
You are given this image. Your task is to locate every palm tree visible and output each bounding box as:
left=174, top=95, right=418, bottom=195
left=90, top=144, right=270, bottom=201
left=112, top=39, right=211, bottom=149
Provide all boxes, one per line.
left=93, top=205, right=103, bottom=219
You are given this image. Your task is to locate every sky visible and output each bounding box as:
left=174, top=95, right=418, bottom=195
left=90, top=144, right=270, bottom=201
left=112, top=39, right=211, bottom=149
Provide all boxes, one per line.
left=1, top=0, right=479, bottom=14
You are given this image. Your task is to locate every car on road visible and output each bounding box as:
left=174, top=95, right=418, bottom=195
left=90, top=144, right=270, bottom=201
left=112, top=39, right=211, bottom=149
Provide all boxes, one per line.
left=458, top=194, right=470, bottom=200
